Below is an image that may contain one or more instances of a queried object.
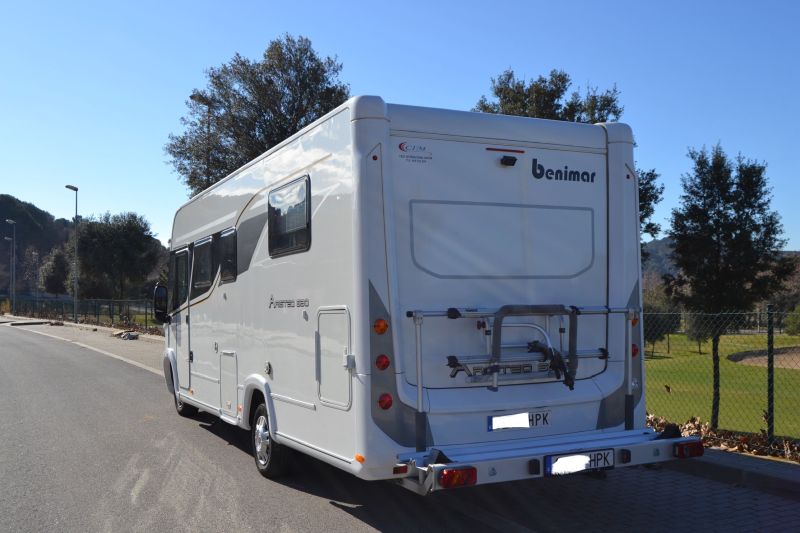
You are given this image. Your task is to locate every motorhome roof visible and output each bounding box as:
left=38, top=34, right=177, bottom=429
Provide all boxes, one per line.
left=169, top=96, right=624, bottom=248
left=386, top=102, right=608, bottom=150
left=177, top=96, right=614, bottom=204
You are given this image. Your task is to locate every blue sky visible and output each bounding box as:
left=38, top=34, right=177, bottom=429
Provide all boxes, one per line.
left=1, top=1, right=797, bottom=249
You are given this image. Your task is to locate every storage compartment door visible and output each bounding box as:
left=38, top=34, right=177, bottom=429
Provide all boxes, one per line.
left=220, top=350, right=238, bottom=416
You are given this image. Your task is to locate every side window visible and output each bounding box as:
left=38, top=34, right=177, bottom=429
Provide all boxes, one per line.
left=191, top=239, right=214, bottom=299
left=171, top=251, right=189, bottom=312
left=268, top=176, right=310, bottom=257
left=219, top=229, right=237, bottom=282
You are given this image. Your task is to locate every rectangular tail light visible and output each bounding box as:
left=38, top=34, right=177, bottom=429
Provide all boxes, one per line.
left=439, top=467, right=477, bottom=489
left=673, top=440, right=704, bottom=458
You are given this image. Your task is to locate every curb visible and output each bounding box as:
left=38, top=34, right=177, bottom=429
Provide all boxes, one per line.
left=663, top=449, right=800, bottom=501
left=1, top=314, right=164, bottom=342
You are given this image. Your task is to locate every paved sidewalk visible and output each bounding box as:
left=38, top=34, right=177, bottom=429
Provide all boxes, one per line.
left=5, top=317, right=164, bottom=375
left=665, top=446, right=800, bottom=501
left=4, top=315, right=799, bottom=505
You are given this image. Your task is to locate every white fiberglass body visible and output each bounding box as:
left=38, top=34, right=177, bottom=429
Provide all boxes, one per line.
left=160, top=96, right=700, bottom=494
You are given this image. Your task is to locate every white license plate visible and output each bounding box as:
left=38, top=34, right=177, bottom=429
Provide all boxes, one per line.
left=488, top=410, right=551, bottom=431
left=545, top=449, right=615, bottom=475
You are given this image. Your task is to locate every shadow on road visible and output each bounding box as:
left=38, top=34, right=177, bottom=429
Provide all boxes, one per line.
left=195, top=413, right=556, bottom=531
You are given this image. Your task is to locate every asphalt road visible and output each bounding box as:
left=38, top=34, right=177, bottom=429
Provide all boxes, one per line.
left=2, top=324, right=799, bottom=532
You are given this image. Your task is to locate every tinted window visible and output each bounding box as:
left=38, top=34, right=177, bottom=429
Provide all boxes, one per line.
left=268, top=176, right=310, bottom=257
left=219, top=229, right=236, bottom=282
left=191, top=240, right=214, bottom=299
left=171, top=251, right=189, bottom=312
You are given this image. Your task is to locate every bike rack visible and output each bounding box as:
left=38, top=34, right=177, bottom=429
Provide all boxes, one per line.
left=405, top=305, right=638, bottom=451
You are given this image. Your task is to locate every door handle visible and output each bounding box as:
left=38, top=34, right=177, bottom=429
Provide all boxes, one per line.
left=189, top=351, right=194, bottom=363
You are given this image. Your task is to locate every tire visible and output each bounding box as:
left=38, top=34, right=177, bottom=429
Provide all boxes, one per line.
left=251, top=402, right=289, bottom=478
left=171, top=370, right=198, bottom=417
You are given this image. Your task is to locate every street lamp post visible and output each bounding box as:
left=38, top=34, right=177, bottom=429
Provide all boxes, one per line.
left=5, top=219, right=15, bottom=315
left=32, top=250, right=39, bottom=317
left=65, top=185, right=78, bottom=323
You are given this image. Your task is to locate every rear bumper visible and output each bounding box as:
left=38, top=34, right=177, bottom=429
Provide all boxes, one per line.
left=396, top=429, right=701, bottom=494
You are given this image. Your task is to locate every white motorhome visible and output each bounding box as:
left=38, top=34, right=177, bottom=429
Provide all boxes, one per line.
left=154, top=96, right=701, bottom=494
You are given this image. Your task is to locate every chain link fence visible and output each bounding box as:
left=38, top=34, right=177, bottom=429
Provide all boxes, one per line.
left=644, top=308, right=800, bottom=458
left=3, top=296, right=160, bottom=334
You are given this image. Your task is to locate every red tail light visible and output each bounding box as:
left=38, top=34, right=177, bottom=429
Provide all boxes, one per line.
left=378, top=393, right=393, bottom=410
left=392, top=464, right=408, bottom=475
left=673, top=440, right=704, bottom=458
left=632, top=344, right=639, bottom=358
left=375, top=354, right=391, bottom=371
left=439, top=467, right=477, bottom=489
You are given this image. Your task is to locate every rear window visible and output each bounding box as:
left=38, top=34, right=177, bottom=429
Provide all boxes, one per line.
left=191, top=239, right=214, bottom=299
left=219, top=229, right=236, bottom=282
left=268, top=176, right=310, bottom=257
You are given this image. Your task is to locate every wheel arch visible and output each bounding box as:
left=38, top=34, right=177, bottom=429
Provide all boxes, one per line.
left=242, top=374, right=276, bottom=434
left=163, top=348, right=177, bottom=394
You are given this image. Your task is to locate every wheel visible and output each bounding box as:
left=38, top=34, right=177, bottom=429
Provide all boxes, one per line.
left=174, top=392, right=199, bottom=417
left=252, top=403, right=289, bottom=478
left=171, top=369, right=198, bottom=417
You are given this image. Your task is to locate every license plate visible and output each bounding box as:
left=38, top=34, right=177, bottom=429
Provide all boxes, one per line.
left=488, top=410, right=551, bottom=431
left=545, top=449, right=615, bottom=475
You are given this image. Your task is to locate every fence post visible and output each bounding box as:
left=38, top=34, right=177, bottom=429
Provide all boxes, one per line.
left=767, top=304, right=775, bottom=444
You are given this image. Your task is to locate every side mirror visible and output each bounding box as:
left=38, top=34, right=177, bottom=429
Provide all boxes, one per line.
left=153, top=284, right=171, bottom=324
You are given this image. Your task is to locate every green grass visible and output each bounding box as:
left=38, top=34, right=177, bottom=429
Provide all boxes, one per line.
left=644, top=333, right=800, bottom=438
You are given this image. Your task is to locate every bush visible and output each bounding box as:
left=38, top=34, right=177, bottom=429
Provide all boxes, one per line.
left=785, top=306, right=800, bottom=336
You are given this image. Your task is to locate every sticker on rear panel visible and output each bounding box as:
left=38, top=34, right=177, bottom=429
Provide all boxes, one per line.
left=398, top=142, right=432, bottom=164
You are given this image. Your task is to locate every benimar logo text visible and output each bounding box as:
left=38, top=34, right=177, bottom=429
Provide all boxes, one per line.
left=532, top=158, right=596, bottom=183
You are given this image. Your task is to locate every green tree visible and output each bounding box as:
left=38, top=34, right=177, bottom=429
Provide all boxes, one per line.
left=77, top=212, right=163, bottom=299
left=785, top=305, right=800, bottom=336
left=475, top=69, right=663, bottom=259
left=166, top=34, right=350, bottom=196
left=19, top=246, right=40, bottom=295
left=665, top=145, right=796, bottom=428
left=643, top=271, right=680, bottom=354
left=638, top=168, right=665, bottom=262
left=40, top=247, right=69, bottom=296
left=475, top=69, right=623, bottom=123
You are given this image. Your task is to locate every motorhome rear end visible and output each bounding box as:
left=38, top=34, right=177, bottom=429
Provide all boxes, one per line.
left=156, top=95, right=701, bottom=494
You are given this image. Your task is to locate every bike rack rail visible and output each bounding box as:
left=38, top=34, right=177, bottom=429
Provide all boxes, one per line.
left=405, top=305, right=638, bottom=451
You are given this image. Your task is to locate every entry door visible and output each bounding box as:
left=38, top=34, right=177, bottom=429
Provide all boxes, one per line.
left=317, top=307, right=352, bottom=408
left=315, top=306, right=355, bottom=459
left=172, top=249, right=191, bottom=391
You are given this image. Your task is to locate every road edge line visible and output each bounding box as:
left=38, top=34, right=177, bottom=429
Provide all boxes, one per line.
left=14, top=327, right=163, bottom=377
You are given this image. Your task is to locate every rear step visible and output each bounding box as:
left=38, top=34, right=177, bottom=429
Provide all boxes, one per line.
left=395, top=429, right=702, bottom=494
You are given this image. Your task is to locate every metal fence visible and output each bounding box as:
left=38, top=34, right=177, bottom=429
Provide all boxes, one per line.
left=643, top=308, right=800, bottom=457
left=5, top=296, right=159, bottom=333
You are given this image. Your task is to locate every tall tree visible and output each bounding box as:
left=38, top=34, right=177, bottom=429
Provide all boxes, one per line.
left=475, top=69, right=663, bottom=258
left=77, top=213, right=163, bottom=299
left=166, top=34, right=350, bottom=196
left=475, top=69, right=623, bottom=123
left=40, top=247, right=69, bottom=296
left=19, top=246, right=40, bottom=295
left=665, top=145, right=795, bottom=428
left=638, top=168, right=665, bottom=262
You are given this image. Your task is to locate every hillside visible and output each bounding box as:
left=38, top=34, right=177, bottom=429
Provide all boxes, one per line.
left=642, top=237, right=675, bottom=277
left=0, top=194, right=72, bottom=294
